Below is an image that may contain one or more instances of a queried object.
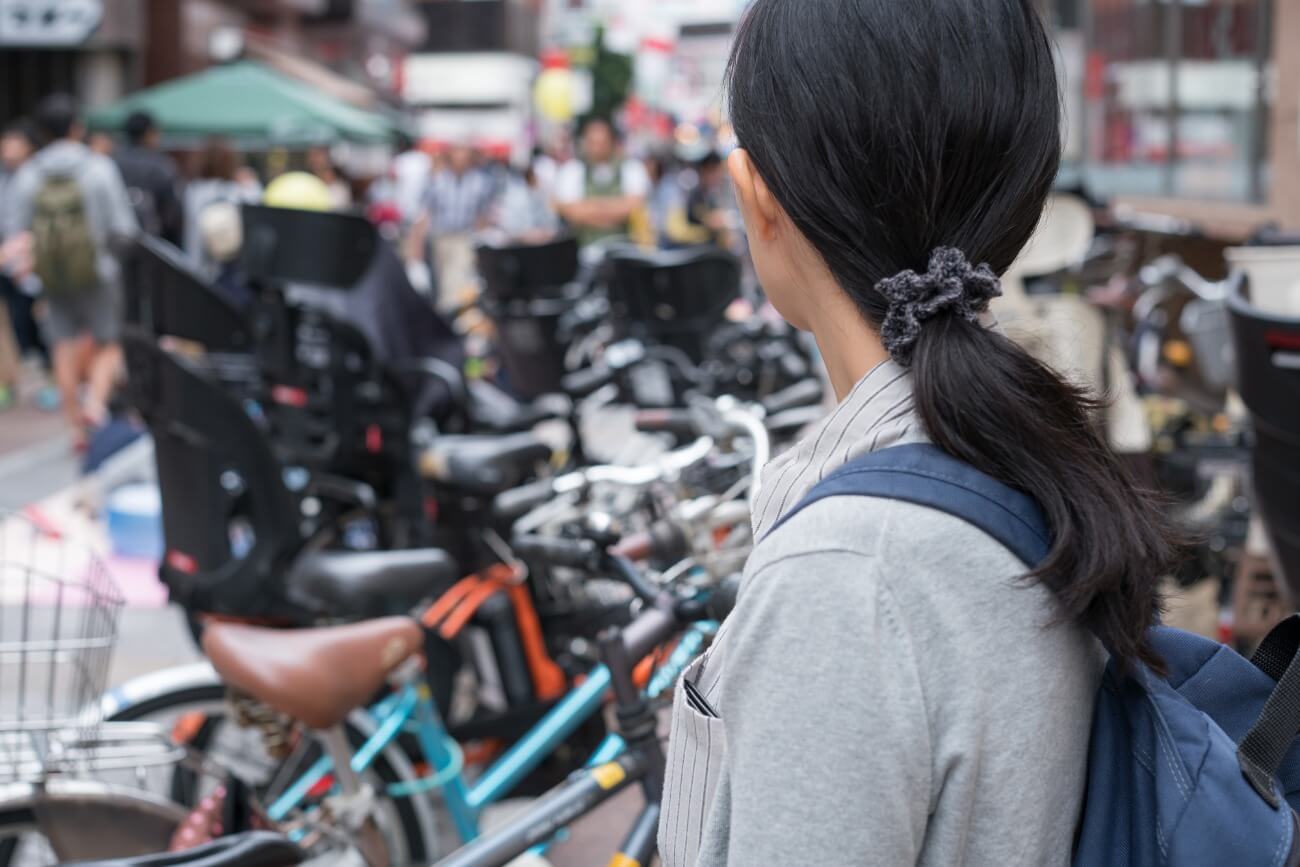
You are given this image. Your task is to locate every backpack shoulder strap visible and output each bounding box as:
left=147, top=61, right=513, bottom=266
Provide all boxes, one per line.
left=771, top=443, right=1052, bottom=567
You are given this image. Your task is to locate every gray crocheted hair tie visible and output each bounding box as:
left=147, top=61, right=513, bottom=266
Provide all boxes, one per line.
left=876, top=247, right=1002, bottom=365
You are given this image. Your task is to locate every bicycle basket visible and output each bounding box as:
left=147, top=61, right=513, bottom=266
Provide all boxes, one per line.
left=0, top=514, right=125, bottom=779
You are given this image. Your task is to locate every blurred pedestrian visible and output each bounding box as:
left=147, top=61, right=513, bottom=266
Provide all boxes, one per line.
left=532, top=131, right=571, bottom=199
left=392, top=133, right=432, bottom=224
left=114, top=110, right=183, bottom=245
left=684, top=151, right=734, bottom=247
left=418, top=142, right=492, bottom=308
left=1, top=94, right=138, bottom=449
left=184, top=137, right=261, bottom=304
left=639, top=150, right=681, bottom=248
left=481, top=143, right=513, bottom=204
left=488, top=163, right=560, bottom=243
left=554, top=117, right=650, bottom=247
left=306, top=146, right=352, bottom=210
left=88, top=131, right=115, bottom=157
left=0, top=119, right=47, bottom=409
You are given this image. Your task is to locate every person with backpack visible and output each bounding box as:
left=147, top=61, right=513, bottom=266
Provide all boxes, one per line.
left=113, top=110, right=183, bottom=246
left=2, top=94, right=138, bottom=449
left=656, top=2, right=1195, bottom=864
left=183, top=137, right=261, bottom=303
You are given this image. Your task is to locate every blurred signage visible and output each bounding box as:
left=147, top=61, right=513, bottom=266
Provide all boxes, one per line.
left=1114, top=60, right=1259, bottom=111
left=402, top=53, right=537, bottom=107
left=0, top=0, right=102, bottom=45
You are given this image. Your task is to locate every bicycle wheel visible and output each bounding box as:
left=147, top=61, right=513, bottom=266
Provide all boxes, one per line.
left=0, top=779, right=185, bottom=866
left=105, top=680, right=445, bottom=863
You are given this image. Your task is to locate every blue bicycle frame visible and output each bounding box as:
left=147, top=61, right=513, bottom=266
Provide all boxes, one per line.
left=265, top=622, right=714, bottom=848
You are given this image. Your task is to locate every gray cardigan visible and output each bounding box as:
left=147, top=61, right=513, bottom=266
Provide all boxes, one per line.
left=659, top=363, right=1102, bottom=866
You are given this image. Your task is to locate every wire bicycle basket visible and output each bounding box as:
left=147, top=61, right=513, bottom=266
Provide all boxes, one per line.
left=0, top=513, right=175, bottom=781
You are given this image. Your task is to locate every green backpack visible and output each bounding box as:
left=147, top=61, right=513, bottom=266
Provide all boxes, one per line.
left=32, top=174, right=99, bottom=299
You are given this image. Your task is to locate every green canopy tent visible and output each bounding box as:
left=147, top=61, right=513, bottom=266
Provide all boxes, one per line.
left=88, top=61, right=395, bottom=148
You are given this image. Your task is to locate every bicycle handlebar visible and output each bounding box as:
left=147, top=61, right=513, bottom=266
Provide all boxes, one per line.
left=610, top=519, right=690, bottom=565
left=760, top=378, right=824, bottom=415
left=561, top=340, right=648, bottom=398
left=512, top=535, right=664, bottom=607
left=510, top=534, right=602, bottom=572
left=1137, top=255, right=1225, bottom=304
left=615, top=569, right=740, bottom=664
left=491, top=436, right=716, bottom=521
left=561, top=364, right=618, bottom=399
left=633, top=408, right=697, bottom=438
left=492, top=477, right=564, bottom=521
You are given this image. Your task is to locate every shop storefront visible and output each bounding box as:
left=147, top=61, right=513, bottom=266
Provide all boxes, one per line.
left=0, top=0, right=141, bottom=121
left=1053, top=0, right=1300, bottom=237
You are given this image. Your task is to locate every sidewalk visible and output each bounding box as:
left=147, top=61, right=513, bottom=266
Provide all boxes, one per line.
left=0, top=364, right=75, bottom=511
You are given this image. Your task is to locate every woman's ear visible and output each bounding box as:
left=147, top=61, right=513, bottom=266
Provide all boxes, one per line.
left=728, top=149, right=782, bottom=242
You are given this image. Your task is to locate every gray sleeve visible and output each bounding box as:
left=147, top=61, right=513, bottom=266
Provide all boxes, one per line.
left=1, top=165, right=37, bottom=240
left=716, top=550, right=932, bottom=865
left=93, top=156, right=139, bottom=244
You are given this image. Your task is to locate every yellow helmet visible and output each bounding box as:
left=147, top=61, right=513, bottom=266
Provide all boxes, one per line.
left=263, top=171, right=333, bottom=212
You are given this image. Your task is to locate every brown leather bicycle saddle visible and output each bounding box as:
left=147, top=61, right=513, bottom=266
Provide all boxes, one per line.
left=202, top=617, right=422, bottom=729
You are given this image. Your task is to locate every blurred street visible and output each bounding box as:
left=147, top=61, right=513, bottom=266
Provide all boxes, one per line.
left=0, top=366, right=74, bottom=512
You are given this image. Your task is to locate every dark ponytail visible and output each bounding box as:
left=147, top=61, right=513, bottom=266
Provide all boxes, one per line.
left=728, top=0, right=1180, bottom=670
left=913, top=319, right=1175, bottom=670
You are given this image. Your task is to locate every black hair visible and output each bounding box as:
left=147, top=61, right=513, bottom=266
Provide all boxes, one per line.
left=35, top=94, right=78, bottom=141
left=124, top=110, right=157, bottom=145
left=728, top=0, right=1178, bottom=671
left=2, top=118, right=39, bottom=149
left=578, top=115, right=620, bottom=142
left=695, top=151, right=723, bottom=172
left=197, top=136, right=239, bottom=181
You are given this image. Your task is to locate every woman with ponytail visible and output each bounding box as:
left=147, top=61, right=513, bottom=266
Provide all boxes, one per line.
left=658, top=1, right=1181, bottom=865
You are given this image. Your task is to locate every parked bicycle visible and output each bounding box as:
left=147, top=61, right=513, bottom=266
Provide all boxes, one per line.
left=79, top=393, right=783, bottom=865
left=0, top=517, right=184, bottom=863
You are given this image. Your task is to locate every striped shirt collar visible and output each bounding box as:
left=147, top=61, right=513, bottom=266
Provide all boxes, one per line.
left=751, top=359, right=926, bottom=540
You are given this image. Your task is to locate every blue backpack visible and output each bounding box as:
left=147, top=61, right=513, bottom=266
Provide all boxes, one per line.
left=780, top=443, right=1300, bottom=866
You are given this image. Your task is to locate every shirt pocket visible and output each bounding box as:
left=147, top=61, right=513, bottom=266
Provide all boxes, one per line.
left=659, top=653, right=727, bottom=867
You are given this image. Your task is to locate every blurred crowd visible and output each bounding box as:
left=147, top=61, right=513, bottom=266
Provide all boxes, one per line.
left=0, top=92, right=741, bottom=453
left=386, top=115, right=742, bottom=304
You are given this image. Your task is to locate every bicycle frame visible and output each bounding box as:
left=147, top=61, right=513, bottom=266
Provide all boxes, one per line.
left=264, top=623, right=713, bottom=849
left=434, top=595, right=710, bottom=867
left=436, top=751, right=652, bottom=867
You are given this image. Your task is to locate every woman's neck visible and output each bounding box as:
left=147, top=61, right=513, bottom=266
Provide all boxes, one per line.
left=804, top=286, right=890, bottom=401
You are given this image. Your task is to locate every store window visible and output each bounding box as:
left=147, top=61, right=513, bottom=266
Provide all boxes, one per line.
left=1080, top=0, right=1271, bottom=203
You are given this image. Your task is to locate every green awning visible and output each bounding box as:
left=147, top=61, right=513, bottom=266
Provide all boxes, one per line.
left=88, top=61, right=395, bottom=147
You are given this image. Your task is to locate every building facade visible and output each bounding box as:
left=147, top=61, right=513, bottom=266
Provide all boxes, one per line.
left=1052, top=0, right=1300, bottom=237
left=0, top=0, right=425, bottom=122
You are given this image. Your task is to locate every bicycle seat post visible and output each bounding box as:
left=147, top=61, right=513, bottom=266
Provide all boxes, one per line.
left=597, top=608, right=673, bottom=801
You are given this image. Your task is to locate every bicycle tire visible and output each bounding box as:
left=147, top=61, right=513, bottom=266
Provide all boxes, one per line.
left=105, top=681, right=444, bottom=863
